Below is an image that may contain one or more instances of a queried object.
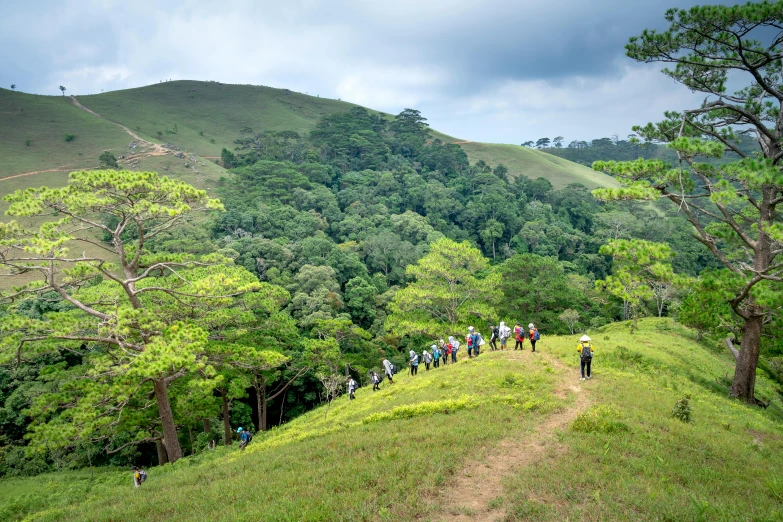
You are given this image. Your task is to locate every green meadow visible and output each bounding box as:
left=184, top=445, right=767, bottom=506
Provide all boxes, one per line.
left=3, top=319, right=780, bottom=522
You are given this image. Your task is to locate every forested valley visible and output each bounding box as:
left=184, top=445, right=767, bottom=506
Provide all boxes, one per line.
left=2, top=99, right=779, bottom=477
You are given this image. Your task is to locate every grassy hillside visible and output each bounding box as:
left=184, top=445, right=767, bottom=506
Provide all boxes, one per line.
left=0, top=90, right=130, bottom=177
left=1, top=82, right=618, bottom=190
left=459, top=142, right=620, bottom=190
left=3, top=319, right=781, bottom=521
left=76, top=81, right=362, bottom=158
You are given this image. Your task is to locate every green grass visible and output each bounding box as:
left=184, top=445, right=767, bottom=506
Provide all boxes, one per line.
left=75, top=81, right=364, bottom=158
left=3, top=319, right=782, bottom=521
left=459, top=142, right=620, bottom=189
left=0, top=90, right=129, bottom=177
left=2, top=354, right=560, bottom=521
left=500, top=318, right=783, bottom=521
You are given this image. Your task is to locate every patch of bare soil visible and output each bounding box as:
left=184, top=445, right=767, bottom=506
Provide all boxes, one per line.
left=430, top=351, right=590, bottom=522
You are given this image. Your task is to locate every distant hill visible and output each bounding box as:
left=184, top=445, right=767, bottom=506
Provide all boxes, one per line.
left=538, top=135, right=759, bottom=168
left=0, top=81, right=618, bottom=191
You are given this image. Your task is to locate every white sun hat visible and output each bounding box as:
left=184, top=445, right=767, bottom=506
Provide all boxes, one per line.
left=528, top=323, right=535, bottom=329
left=579, top=335, right=592, bottom=342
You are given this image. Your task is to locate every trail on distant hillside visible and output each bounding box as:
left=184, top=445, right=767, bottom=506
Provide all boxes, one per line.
left=432, top=350, right=590, bottom=522
left=0, top=165, right=82, bottom=182
left=70, top=96, right=169, bottom=158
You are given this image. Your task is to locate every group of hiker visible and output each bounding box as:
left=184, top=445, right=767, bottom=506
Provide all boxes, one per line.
left=365, top=322, right=542, bottom=390
left=132, top=326, right=597, bottom=486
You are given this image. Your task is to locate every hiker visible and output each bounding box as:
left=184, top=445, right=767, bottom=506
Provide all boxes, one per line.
left=347, top=377, right=358, bottom=400
left=514, top=323, right=525, bottom=350
left=529, top=323, right=540, bottom=352
left=468, top=327, right=483, bottom=357
left=237, top=427, right=251, bottom=450
left=578, top=334, right=594, bottom=380
left=132, top=466, right=147, bottom=488
left=432, top=344, right=441, bottom=368
left=499, top=321, right=511, bottom=350
left=409, top=350, right=419, bottom=376
left=442, top=339, right=452, bottom=365
left=383, top=358, right=394, bottom=384
left=371, top=371, right=381, bottom=391
left=423, top=349, right=433, bottom=370
left=448, top=336, right=460, bottom=363
left=489, top=324, right=499, bottom=351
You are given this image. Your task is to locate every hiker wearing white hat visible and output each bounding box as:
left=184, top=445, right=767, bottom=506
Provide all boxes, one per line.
left=528, top=324, right=540, bottom=352
left=577, top=335, right=594, bottom=380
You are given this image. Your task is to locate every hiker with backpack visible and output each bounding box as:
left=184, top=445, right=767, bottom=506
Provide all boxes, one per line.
left=469, top=327, right=484, bottom=357
left=528, top=324, right=540, bottom=352
left=448, top=336, right=460, bottom=363
left=578, top=334, right=594, bottom=380
left=441, top=339, right=451, bottom=365
left=409, top=350, right=419, bottom=376
left=347, top=377, right=358, bottom=400
left=514, top=323, right=525, bottom=350
left=499, top=322, right=511, bottom=350
left=237, top=427, right=252, bottom=450
left=383, top=358, right=395, bottom=384
left=432, top=345, right=441, bottom=368
left=132, top=466, right=147, bottom=488
left=423, top=349, right=433, bottom=371
left=489, top=324, right=499, bottom=351
left=371, top=371, right=381, bottom=391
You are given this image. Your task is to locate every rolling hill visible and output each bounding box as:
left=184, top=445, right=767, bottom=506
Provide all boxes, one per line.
left=1, top=319, right=781, bottom=521
left=0, top=81, right=618, bottom=191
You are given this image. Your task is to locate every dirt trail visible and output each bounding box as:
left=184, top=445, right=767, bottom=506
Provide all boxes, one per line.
left=432, top=350, right=590, bottom=522
left=70, top=96, right=169, bottom=157
left=0, top=166, right=75, bottom=181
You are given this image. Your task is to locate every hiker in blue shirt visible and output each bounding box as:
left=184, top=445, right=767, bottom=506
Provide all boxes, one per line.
left=468, top=327, right=482, bottom=357
left=409, top=350, right=419, bottom=376
left=432, top=344, right=441, bottom=368
left=237, top=427, right=250, bottom=450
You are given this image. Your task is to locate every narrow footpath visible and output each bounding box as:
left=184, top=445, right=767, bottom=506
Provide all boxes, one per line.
left=432, top=349, right=590, bottom=522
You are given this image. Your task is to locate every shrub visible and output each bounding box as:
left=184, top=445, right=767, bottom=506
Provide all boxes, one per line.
left=362, top=396, right=477, bottom=423
left=25, top=139, right=31, bottom=146
left=572, top=405, right=629, bottom=433
left=671, top=395, right=693, bottom=423
left=98, top=151, right=118, bottom=168
left=64, top=133, right=75, bottom=142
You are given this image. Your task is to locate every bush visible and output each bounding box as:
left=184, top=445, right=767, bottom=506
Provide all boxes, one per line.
left=98, top=151, right=118, bottom=168
left=25, top=139, right=31, bottom=146
left=64, top=133, right=75, bottom=142
left=671, top=395, right=693, bottom=423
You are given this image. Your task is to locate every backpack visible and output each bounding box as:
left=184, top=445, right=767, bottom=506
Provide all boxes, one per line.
left=139, top=470, right=147, bottom=483
left=478, top=334, right=485, bottom=346
left=533, top=330, right=540, bottom=341
left=246, top=432, right=253, bottom=444
left=581, top=344, right=592, bottom=359
left=452, top=340, right=460, bottom=352
left=500, top=326, right=511, bottom=339
left=391, top=364, right=398, bottom=375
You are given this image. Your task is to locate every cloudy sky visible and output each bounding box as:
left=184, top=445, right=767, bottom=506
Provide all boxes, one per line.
left=1, top=0, right=712, bottom=144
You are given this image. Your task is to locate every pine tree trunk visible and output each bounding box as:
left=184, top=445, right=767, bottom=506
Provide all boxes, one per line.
left=152, top=379, right=182, bottom=462
left=155, top=438, right=169, bottom=465
left=254, top=373, right=267, bottom=432
left=222, top=389, right=231, bottom=446
left=730, top=314, right=763, bottom=402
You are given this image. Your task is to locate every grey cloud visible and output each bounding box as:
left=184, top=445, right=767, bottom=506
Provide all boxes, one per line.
left=0, top=0, right=719, bottom=142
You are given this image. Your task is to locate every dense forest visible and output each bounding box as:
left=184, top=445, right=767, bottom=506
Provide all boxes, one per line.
left=0, top=102, right=778, bottom=477
left=526, top=134, right=759, bottom=167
